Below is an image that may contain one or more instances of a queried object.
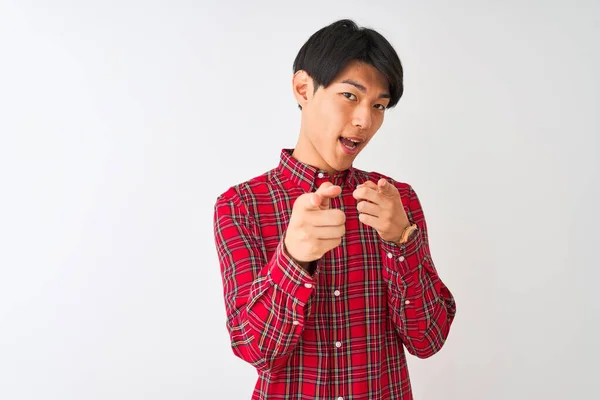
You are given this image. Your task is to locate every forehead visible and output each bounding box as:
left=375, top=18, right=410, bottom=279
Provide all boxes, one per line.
left=332, top=60, right=389, bottom=93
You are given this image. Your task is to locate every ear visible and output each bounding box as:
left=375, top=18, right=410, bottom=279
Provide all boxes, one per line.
left=292, top=70, right=312, bottom=110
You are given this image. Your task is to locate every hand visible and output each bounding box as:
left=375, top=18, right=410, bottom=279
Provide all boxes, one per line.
left=353, top=179, right=410, bottom=243
left=284, top=182, right=346, bottom=265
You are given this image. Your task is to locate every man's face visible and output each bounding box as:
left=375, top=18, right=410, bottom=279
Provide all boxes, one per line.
left=298, top=60, right=391, bottom=174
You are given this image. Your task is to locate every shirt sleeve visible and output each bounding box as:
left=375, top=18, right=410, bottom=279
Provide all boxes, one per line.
left=379, top=183, right=457, bottom=358
left=213, top=191, right=316, bottom=373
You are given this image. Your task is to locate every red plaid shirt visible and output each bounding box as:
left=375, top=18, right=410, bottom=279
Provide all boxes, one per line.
left=213, top=148, right=456, bottom=399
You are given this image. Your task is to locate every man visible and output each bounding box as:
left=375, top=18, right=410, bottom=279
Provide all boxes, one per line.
left=213, top=19, right=456, bottom=399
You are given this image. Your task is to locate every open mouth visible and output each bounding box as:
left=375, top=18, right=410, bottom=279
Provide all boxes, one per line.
left=339, top=136, right=361, bottom=150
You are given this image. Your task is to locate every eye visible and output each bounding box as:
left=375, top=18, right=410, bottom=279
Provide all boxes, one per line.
left=342, top=92, right=357, bottom=101
left=374, top=104, right=386, bottom=111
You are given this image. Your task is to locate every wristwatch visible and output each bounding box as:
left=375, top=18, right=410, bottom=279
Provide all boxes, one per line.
left=398, top=223, right=418, bottom=244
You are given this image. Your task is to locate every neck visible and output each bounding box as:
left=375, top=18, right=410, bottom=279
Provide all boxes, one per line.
left=292, top=132, right=336, bottom=176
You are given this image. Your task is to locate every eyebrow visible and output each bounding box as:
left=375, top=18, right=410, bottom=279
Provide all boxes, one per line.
left=341, top=79, right=391, bottom=99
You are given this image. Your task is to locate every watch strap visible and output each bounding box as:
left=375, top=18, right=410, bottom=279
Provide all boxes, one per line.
left=398, top=223, right=418, bottom=244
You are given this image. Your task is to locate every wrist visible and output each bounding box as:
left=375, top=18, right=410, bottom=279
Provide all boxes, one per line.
left=397, top=222, right=418, bottom=244
left=283, top=237, right=316, bottom=274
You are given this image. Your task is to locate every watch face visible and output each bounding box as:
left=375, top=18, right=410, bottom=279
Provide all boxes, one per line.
left=407, top=225, right=417, bottom=239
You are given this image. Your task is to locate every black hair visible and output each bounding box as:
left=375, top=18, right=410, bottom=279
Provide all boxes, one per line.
left=293, top=19, right=404, bottom=110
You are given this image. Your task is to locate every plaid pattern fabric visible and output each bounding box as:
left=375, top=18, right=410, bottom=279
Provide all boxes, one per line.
left=213, top=148, right=456, bottom=399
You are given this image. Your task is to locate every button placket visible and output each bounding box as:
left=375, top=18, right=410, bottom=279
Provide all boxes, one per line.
left=330, top=193, right=345, bottom=396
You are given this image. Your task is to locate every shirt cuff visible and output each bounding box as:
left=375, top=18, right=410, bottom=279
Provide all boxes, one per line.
left=268, top=237, right=316, bottom=306
left=380, top=224, right=426, bottom=276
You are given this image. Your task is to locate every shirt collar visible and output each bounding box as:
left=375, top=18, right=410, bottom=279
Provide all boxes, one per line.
left=277, top=148, right=356, bottom=192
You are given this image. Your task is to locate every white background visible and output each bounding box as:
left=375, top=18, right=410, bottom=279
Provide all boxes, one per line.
left=1, top=1, right=598, bottom=399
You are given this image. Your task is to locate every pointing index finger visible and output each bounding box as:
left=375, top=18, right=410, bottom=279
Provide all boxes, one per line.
left=353, top=183, right=380, bottom=204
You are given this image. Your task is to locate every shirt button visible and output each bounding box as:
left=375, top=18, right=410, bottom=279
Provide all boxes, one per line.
left=304, top=283, right=313, bottom=289
left=387, top=252, right=393, bottom=259
left=405, top=300, right=411, bottom=305
left=334, top=290, right=341, bottom=297
left=317, top=172, right=324, bottom=178
left=337, top=397, right=344, bottom=400
left=398, top=256, right=405, bottom=262
left=293, top=320, right=299, bottom=325
left=335, top=341, right=342, bottom=348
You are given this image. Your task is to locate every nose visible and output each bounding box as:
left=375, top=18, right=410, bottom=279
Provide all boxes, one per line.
left=352, top=105, right=372, bottom=130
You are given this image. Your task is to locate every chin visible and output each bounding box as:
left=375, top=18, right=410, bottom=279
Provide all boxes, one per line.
left=332, top=155, right=355, bottom=171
